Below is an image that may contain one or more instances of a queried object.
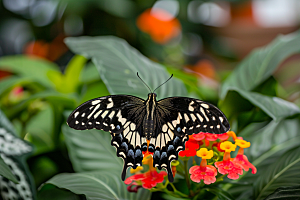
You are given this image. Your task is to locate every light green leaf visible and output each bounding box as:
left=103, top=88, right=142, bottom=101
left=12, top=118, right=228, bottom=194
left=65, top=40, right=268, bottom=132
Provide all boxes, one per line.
left=43, top=172, right=151, bottom=200
left=221, top=31, right=300, bottom=99
left=65, top=36, right=187, bottom=99
left=0, top=55, right=60, bottom=89
left=62, top=125, right=123, bottom=173
left=237, top=90, right=300, bottom=121
left=254, top=146, right=300, bottom=200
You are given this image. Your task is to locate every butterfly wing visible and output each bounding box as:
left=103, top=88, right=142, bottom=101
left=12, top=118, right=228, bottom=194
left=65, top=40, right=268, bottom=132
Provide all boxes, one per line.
left=149, top=97, right=230, bottom=181
left=67, top=95, right=148, bottom=180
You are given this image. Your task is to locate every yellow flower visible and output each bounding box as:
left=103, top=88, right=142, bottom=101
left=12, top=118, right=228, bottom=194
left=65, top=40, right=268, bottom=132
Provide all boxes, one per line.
left=196, top=148, right=214, bottom=159
left=220, top=141, right=236, bottom=153
left=235, top=139, right=250, bottom=148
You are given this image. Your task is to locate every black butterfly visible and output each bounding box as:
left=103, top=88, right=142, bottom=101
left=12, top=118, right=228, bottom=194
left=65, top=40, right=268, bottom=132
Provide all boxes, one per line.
left=67, top=73, right=230, bottom=182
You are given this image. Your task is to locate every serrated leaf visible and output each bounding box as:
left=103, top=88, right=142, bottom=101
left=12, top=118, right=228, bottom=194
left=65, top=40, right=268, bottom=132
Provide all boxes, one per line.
left=43, top=172, right=151, bottom=200
left=221, top=31, right=300, bottom=99
left=264, top=185, right=300, bottom=200
left=0, top=55, right=60, bottom=89
left=254, top=146, right=300, bottom=200
left=64, top=36, right=187, bottom=99
left=62, top=125, right=123, bottom=173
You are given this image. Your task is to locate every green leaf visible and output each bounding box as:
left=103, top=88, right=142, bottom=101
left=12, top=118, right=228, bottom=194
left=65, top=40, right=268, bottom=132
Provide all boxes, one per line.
left=0, top=55, right=60, bottom=89
left=204, top=186, right=235, bottom=200
left=0, top=155, right=18, bottom=183
left=254, top=146, right=300, bottom=200
left=221, top=31, right=300, bottom=99
left=264, top=185, right=300, bottom=200
left=43, top=172, right=151, bottom=200
left=62, top=124, right=123, bottom=173
left=65, top=36, right=187, bottom=99
left=240, top=118, right=300, bottom=162
left=38, top=184, right=82, bottom=200
left=236, top=90, right=300, bottom=121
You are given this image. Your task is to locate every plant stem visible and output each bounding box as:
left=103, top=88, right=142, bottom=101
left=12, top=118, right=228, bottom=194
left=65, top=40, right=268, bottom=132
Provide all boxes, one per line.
left=183, top=160, right=191, bottom=190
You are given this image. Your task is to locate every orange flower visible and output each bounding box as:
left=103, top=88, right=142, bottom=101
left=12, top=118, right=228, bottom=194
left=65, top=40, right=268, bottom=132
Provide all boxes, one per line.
left=136, top=8, right=181, bottom=44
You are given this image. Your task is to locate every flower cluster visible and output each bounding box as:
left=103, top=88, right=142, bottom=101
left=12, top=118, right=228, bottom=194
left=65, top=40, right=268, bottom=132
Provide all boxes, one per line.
left=185, top=131, right=257, bottom=184
left=124, top=131, right=256, bottom=192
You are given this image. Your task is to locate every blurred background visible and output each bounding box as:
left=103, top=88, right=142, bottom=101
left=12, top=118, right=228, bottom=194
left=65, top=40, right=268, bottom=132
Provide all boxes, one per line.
left=1, top=0, right=300, bottom=102
left=0, top=0, right=300, bottom=197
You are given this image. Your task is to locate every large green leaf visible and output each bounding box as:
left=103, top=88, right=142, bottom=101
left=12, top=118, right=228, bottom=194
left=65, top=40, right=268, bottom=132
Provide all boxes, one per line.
left=62, top=125, right=122, bottom=173
left=254, top=146, right=300, bottom=200
left=65, top=36, right=187, bottom=99
left=42, top=172, right=151, bottom=200
left=0, top=55, right=60, bottom=89
left=220, top=31, right=300, bottom=99
left=240, top=118, right=300, bottom=161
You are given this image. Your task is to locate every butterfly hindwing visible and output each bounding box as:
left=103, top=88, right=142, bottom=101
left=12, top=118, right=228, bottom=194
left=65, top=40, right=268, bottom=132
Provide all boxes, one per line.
left=147, top=97, right=230, bottom=181
left=67, top=95, right=147, bottom=180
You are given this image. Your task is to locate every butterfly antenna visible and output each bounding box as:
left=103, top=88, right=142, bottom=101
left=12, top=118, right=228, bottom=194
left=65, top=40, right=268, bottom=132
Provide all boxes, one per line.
left=153, top=74, right=173, bottom=93
left=137, top=72, right=152, bottom=93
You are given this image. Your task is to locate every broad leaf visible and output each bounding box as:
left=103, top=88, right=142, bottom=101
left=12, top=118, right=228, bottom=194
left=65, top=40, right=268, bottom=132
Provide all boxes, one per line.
left=240, top=118, right=300, bottom=161
left=254, top=146, right=300, bottom=200
left=43, top=172, right=151, bottom=200
left=0, top=55, right=60, bottom=89
left=221, top=31, right=300, bottom=99
left=65, top=36, right=187, bottom=99
left=236, top=90, right=300, bottom=121
left=204, top=186, right=235, bottom=200
left=264, top=185, right=300, bottom=200
left=62, top=125, right=123, bottom=173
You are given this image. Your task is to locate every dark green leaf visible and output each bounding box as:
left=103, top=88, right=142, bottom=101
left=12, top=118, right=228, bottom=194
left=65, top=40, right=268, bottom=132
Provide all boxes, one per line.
left=43, top=172, right=151, bottom=200
left=65, top=36, right=187, bottom=99
left=204, top=186, right=235, bottom=200
left=236, top=89, right=300, bottom=121
left=221, top=31, right=300, bottom=99
left=264, top=185, right=300, bottom=200
left=0, top=55, right=60, bottom=88
left=254, top=146, right=300, bottom=200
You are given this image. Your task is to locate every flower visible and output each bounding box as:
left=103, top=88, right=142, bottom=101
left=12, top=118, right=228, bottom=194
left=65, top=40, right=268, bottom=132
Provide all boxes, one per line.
left=233, top=139, right=257, bottom=174
left=125, top=170, right=167, bottom=189
left=190, top=148, right=217, bottom=184
left=189, top=165, right=217, bottom=184
left=192, top=132, right=206, bottom=141
left=136, top=8, right=181, bottom=44
left=215, top=141, right=243, bottom=179
left=179, top=136, right=199, bottom=157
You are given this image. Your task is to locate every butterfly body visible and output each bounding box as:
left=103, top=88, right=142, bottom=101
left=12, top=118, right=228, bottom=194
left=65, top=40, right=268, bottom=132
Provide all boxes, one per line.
left=67, top=92, right=230, bottom=182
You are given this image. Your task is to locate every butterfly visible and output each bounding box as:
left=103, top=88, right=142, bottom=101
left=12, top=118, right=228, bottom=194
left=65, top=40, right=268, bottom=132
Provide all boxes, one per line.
left=67, top=73, right=230, bottom=182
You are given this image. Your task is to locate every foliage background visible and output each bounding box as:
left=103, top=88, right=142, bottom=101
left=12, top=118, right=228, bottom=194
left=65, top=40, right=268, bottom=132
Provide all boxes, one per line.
left=0, top=0, right=300, bottom=199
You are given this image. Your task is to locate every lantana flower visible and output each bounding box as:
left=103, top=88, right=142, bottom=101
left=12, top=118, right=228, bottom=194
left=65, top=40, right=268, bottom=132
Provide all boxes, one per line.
left=179, top=135, right=200, bottom=157
left=214, top=141, right=243, bottom=179
left=233, top=139, right=257, bottom=174
left=189, top=148, right=217, bottom=184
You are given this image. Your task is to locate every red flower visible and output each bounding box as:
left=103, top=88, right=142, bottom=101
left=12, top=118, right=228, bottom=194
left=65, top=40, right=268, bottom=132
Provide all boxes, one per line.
left=189, top=165, right=217, bottom=184
left=215, top=160, right=243, bottom=180
left=192, top=132, right=206, bottom=141
left=206, top=133, right=219, bottom=141
left=125, top=170, right=167, bottom=189
left=233, top=155, right=257, bottom=174
left=179, top=136, right=199, bottom=157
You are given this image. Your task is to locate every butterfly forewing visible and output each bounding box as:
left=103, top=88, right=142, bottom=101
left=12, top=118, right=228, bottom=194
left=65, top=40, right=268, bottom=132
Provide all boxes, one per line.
left=157, top=97, right=230, bottom=135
